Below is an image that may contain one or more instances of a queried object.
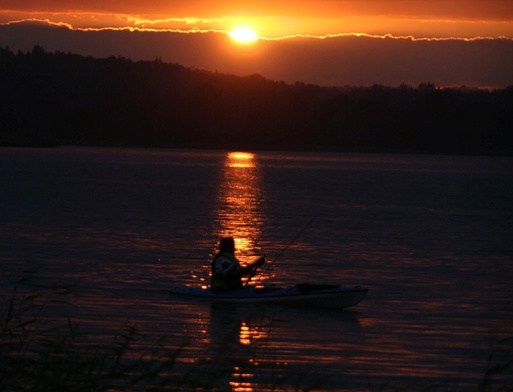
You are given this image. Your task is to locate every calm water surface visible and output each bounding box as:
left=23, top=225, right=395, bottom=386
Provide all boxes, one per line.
left=1, top=147, right=512, bottom=390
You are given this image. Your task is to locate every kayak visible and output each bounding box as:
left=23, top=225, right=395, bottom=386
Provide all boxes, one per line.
left=169, top=283, right=368, bottom=309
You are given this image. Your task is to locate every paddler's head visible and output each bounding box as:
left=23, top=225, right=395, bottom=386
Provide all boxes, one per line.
left=219, top=237, right=235, bottom=254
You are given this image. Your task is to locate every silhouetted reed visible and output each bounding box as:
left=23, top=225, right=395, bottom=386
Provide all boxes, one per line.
left=0, top=279, right=329, bottom=391
left=1, top=278, right=511, bottom=391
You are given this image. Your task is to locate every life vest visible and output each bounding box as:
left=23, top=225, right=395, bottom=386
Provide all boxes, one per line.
left=211, top=252, right=242, bottom=292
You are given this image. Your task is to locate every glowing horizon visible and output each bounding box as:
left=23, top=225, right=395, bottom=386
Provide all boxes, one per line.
left=2, top=16, right=512, bottom=43
left=2, top=2, right=512, bottom=89
left=1, top=6, right=513, bottom=40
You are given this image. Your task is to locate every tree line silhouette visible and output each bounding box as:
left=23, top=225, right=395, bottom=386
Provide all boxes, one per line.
left=1, top=45, right=512, bottom=154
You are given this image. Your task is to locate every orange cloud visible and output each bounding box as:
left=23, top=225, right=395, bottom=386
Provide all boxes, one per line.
left=1, top=1, right=513, bottom=39
left=3, top=0, right=513, bottom=19
left=2, top=19, right=512, bottom=89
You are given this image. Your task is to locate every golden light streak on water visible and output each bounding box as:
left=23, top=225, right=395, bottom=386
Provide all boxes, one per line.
left=215, top=151, right=264, bottom=263
left=227, top=151, right=256, bottom=168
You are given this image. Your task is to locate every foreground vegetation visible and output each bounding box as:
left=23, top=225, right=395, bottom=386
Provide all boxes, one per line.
left=1, top=45, right=512, bottom=154
left=0, top=280, right=331, bottom=391
left=1, top=279, right=512, bottom=391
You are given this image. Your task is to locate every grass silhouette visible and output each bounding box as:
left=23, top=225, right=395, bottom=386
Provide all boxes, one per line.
left=1, top=277, right=511, bottom=391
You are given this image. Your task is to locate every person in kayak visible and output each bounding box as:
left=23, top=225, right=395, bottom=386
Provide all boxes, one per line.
left=211, top=237, right=265, bottom=293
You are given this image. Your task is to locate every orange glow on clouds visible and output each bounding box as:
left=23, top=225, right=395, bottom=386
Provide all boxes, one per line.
left=1, top=0, right=513, bottom=39
left=1, top=1, right=512, bottom=88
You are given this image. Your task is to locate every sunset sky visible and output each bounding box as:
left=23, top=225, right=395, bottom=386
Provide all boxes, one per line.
left=1, top=1, right=513, bottom=87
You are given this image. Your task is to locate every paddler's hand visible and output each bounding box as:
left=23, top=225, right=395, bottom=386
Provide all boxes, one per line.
left=255, top=255, right=266, bottom=267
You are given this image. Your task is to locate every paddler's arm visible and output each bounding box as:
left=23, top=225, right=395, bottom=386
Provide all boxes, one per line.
left=240, top=255, right=266, bottom=275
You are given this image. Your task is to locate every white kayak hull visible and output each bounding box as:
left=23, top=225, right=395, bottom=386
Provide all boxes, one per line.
left=169, top=284, right=368, bottom=309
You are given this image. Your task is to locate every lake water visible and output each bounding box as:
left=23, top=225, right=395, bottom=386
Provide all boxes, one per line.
left=1, top=147, right=512, bottom=390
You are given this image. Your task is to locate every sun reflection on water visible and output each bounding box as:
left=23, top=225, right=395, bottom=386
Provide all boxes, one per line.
left=239, top=321, right=267, bottom=346
left=227, top=151, right=256, bottom=168
left=215, top=151, right=264, bottom=260
left=230, top=365, right=255, bottom=391
left=209, top=151, right=269, bottom=390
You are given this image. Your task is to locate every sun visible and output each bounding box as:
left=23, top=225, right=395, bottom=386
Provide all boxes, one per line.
left=229, top=27, right=258, bottom=43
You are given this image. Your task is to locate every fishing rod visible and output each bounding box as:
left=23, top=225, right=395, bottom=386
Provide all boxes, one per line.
left=259, top=212, right=320, bottom=279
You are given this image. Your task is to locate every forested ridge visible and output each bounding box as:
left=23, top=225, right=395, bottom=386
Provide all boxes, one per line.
left=1, top=45, right=512, bottom=154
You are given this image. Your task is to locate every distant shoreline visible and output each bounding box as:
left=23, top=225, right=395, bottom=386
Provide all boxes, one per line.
left=3, top=143, right=512, bottom=158
left=2, top=46, right=512, bottom=156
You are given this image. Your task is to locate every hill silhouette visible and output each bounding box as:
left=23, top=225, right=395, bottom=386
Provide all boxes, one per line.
left=1, top=45, right=512, bottom=154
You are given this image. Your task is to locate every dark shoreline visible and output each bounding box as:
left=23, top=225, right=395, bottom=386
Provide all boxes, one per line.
left=3, top=143, right=513, bottom=158
left=2, top=45, right=512, bottom=156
